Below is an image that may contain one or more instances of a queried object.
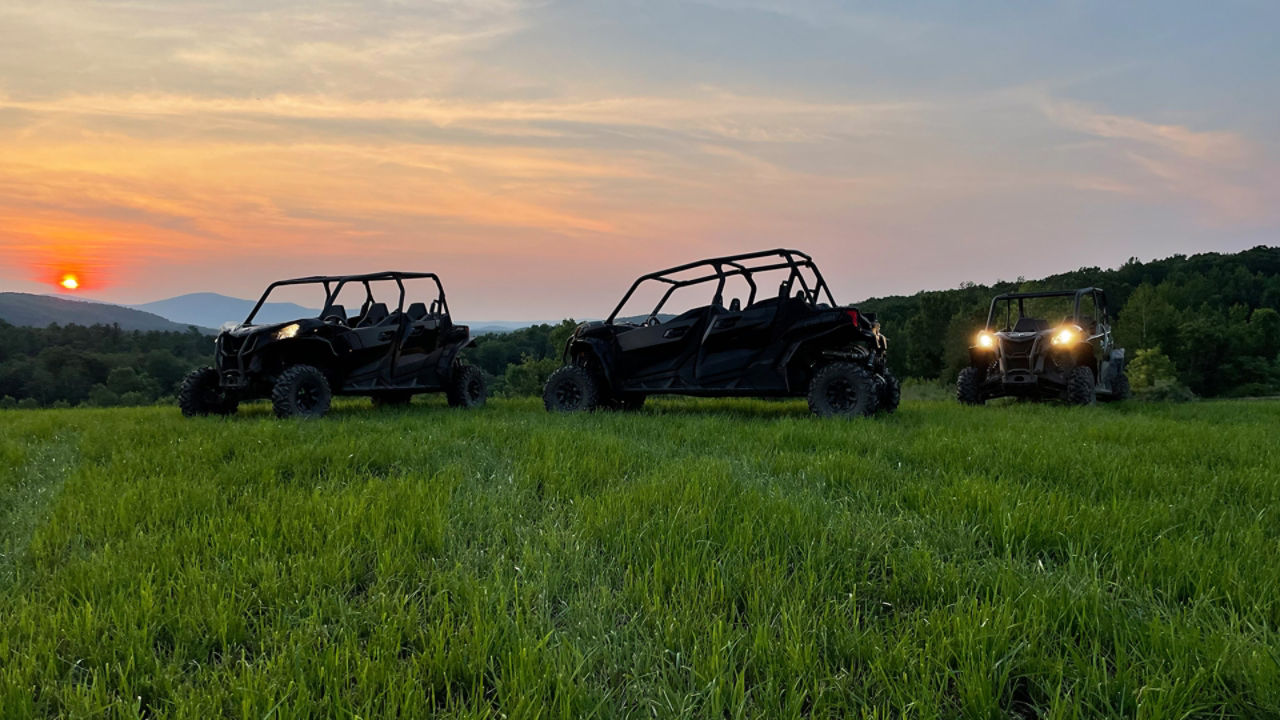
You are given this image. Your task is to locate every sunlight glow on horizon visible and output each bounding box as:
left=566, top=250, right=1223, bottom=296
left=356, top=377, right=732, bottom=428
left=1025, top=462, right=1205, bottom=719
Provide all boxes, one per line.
left=0, top=1, right=1275, bottom=317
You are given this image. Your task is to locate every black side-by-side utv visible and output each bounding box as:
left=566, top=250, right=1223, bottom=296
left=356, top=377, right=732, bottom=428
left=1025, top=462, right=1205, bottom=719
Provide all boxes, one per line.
left=542, top=249, right=897, bottom=417
left=958, top=287, right=1129, bottom=405
left=179, top=271, right=485, bottom=418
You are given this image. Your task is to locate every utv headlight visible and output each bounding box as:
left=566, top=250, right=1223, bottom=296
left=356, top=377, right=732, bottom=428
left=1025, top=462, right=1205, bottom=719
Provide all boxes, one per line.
left=1051, top=327, right=1077, bottom=346
left=976, top=332, right=995, bottom=349
left=274, top=323, right=301, bottom=340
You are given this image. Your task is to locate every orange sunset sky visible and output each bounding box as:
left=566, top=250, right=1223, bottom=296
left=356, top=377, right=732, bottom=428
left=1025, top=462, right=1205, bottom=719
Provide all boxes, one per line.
left=1, top=1, right=1277, bottom=319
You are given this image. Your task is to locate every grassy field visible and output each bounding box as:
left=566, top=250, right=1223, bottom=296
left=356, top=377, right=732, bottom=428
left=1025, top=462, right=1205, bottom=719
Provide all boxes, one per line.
left=1, top=395, right=1278, bottom=719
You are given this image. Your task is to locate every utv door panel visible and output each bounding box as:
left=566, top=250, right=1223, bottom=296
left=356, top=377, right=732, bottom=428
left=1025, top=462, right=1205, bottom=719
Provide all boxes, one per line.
left=616, top=309, right=709, bottom=386
left=392, top=317, right=445, bottom=385
left=696, top=303, right=781, bottom=385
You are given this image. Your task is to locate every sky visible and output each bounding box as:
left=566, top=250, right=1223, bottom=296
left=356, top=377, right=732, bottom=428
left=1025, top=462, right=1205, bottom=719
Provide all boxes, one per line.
left=1, top=0, right=1277, bottom=320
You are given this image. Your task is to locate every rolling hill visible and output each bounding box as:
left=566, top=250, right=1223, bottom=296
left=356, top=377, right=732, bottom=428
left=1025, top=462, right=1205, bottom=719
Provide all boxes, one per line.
left=0, top=293, right=205, bottom=333
left=130, top=292, right=318, bottom=328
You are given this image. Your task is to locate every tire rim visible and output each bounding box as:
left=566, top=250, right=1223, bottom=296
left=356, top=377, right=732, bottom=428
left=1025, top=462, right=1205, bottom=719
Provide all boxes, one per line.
left=555, top=380, right=582, bottom=408
left=467, top=377, right=483, bottom=402
left=825, top=378, right=857, bottom=412
left=296, top=380, right=321, bottom=412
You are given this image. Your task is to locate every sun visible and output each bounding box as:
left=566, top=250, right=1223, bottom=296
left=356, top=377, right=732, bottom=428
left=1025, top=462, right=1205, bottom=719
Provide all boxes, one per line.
left=59, top=273, right=80, bottom=290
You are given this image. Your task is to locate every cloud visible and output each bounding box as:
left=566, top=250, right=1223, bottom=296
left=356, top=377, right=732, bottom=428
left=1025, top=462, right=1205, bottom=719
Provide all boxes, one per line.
left=1043, top=100, right=1276, bottom=223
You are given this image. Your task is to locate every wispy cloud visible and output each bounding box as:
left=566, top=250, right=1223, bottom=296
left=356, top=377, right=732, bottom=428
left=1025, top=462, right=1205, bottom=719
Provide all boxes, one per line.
left=1043, top=100, right=1275, bottom=223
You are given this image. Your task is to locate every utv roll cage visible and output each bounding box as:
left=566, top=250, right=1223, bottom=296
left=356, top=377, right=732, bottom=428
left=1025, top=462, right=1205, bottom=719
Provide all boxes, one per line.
left=244, top=271, right=449, bottom=326
left=605, top=248, right=838, bottom=324
left=985, top=288, right=1109, bottom=332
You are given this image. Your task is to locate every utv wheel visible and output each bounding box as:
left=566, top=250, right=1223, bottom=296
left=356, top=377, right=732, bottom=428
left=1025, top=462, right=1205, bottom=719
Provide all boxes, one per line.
left=807, top=362, right=879, bottom=418
left=1066, top=366, right=1096, bottom=406
left=1112, top=372, right=1131, bottom=400
left=447, top=363, right=487, bottom=409
left=956, top=367, right=985, bottom=406
left=272, top=364, right=332, bottom=419
left=878, top=370, right=901, bottom=413
left=371, top=392, right=412, bottom=409
left=178, top=367, right=238, bottom=417
left=543, top=365, right=600, bottom=413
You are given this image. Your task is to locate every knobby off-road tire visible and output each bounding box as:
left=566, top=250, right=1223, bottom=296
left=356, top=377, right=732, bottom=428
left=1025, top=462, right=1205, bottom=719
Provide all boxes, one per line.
left=807, top=362, right=879, bottom=418
left=272, top=364, right=332, bottom=419
left=878, top=369, right=901, bottom=413
left=1066, top=366, right=1096, bottom=406
left=956, top=367, right=985, bottom=406
left=178, top=367, right=238, bottom=417
left=543, top=365, right=600, bottom=413
left=1112, top=372, right=1131, bottom=400
left=447, top=363, right=487, bottom=409
left=371, top=392, right=412, bottom=409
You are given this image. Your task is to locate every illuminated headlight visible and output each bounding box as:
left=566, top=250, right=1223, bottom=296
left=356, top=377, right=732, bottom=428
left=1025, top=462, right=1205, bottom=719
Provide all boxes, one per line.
left=274, top=323, right=301, bottom=340
left=1051, top=327, right=1077, bottom=345
left=976, top=332, right=995, bottom=349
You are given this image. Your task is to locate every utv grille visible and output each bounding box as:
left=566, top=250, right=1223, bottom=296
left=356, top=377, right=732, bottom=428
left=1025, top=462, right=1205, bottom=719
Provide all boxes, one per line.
left=999, top=337, right=1036, bottom=371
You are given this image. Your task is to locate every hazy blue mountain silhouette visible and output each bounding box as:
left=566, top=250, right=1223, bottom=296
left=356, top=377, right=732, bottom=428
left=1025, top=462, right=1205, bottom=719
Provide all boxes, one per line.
left=131, top=292, right=319, bottom=328
left=0, top=293, right=203, bottom=333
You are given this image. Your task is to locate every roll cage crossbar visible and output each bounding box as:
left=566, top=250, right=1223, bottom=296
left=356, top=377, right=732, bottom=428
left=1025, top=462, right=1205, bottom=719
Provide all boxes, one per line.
left=605, top=249, right=838, bottom=324
left=985, top=288, right=1109, bottom=331
left=244, top=271, right=448, bottom=325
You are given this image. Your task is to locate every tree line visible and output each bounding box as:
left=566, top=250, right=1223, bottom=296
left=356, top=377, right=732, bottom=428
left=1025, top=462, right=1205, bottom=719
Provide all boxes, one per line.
left=859, top=245, right=1280, bottom=398
left=1, top=246, right=1277, bottom=409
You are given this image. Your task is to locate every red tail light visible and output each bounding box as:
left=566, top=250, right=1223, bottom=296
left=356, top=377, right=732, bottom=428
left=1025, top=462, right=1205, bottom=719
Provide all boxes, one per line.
left=846, top=310, right=860, bottom=326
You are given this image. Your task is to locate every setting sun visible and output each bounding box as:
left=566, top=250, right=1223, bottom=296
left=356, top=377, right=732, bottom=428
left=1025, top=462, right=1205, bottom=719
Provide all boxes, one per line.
left=59, top=274, right=79, bottom=290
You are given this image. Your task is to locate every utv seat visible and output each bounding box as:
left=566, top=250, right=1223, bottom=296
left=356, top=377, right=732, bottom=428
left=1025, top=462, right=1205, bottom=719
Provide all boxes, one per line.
left=406, top=302, right=428, bottom=322
left=322, top=304, right=348, bottom=324
left=357, top=303, right=389, bottom=327
left=1013, top=317, right=1049, bottom=333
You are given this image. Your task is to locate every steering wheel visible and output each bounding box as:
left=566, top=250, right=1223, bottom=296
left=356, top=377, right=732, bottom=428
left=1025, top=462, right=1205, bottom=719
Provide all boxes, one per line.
left=643, top=314, right=660, bottom=327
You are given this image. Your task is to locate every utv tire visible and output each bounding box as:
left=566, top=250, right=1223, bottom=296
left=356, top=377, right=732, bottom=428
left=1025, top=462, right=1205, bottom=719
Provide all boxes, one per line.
left=447, top=363, right=487, bottom=409
left=956, top=367, right=985, bottom=406
left=371, top=392, right=412, bottom=409
left=1112, top=372, right=1131, bottom=400
left=272, top=364, right=332, bottom=418
left=878, top=370, right=901, bottom=413
left=1066, top=366, right=1096, bottom=406
left=543, top=365, right=600, bottom=413
left=178, top=367, right=238, bottom=417
left=807, top=362, right=879, bottom=418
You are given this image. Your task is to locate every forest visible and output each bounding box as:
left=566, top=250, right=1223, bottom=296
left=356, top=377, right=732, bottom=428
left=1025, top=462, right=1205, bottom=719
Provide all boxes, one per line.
left=1, top=246, right=1277, bottom=408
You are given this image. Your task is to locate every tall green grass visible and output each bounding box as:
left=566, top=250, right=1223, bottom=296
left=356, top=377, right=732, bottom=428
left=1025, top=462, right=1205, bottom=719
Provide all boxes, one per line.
left=1, top=397, right=1278, bottom=718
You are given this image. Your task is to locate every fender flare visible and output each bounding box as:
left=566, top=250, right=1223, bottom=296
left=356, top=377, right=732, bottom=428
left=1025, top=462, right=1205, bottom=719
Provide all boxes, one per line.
left=437, top=332, right=476, bottom=377
left=565, top=337, right=617, bottom=391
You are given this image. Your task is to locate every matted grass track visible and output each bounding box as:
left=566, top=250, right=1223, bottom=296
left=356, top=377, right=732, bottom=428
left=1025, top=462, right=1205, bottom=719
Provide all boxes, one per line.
left=1, top=397, right=1278, bottom=718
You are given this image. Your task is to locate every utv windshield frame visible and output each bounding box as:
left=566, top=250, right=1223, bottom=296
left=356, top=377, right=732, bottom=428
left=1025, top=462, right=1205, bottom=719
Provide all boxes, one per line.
left=984, top=288, right=1108, bottom=332
left=605, top=248, right=838, bottom=324
left=243, top=271, right=448, bottom=325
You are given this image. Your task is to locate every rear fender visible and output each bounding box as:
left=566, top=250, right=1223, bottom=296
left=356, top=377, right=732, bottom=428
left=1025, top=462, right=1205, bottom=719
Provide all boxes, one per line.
left=781, top=328, right=880, bottom=391
left=437, top=329, right=475, bottom=376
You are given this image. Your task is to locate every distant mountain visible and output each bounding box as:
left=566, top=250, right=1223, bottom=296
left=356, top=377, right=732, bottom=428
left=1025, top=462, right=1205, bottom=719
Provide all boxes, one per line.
left=131, top=292, right=318, bottom=328
left=0, top=293, right=205, bottom=333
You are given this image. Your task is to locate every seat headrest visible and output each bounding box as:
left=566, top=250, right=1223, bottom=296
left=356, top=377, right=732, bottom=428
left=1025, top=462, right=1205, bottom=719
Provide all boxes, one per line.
left=407, top=302, right=428, bottom=321
left=359, top=303, right=389, bottom=327
left=1013, top=317, right=1048, bottom=333
left=323, top=304, right=346, bottom=323
left=729, top=298, right=741, bottom=312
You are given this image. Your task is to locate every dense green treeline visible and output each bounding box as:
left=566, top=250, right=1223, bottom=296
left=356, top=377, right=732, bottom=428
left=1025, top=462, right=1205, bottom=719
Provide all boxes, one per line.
left=859, top=245, right=1280, bottom=397
left=2, top=247, right=1277, bottom=407
left=0, top=323, right=211, bottom=408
